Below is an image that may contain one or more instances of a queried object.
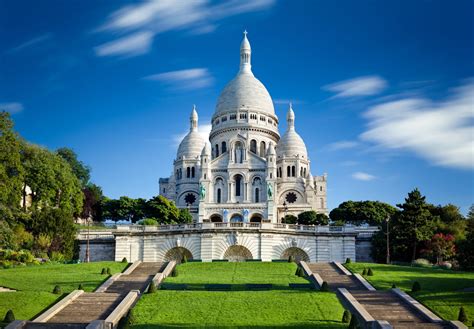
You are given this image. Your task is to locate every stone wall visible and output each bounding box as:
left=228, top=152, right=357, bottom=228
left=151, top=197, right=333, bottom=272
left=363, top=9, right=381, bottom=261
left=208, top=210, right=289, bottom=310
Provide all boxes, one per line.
left=78, top=240, right=115, bottom=262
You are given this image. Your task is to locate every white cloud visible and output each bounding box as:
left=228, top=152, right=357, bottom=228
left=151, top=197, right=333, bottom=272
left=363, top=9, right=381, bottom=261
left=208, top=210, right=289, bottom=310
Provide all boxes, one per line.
left=7, top=33, right=52, bottom=53
left=173, top=123, right=212, bottom=146
left=273, top=99, right=305, bottom=105
left=144, top=68, right=213, bottom=91
left=95, top=31, right=153, bottom=57
left=352, top=172, right=376, bottom=181
left=360, top=80, right=474, bottom=170
left=324, top=75, right=387, bottom=98
left=95, top=0, right=275, bottom=57
left=327, top=140, right=360, bottom=151
left=0, top=102, right=23, bottom=114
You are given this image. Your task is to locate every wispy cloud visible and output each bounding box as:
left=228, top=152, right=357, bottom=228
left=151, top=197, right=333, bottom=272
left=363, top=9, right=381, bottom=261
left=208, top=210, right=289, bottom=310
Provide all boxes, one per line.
left=360, top=79, right=474, bottom=170
left=7, top=33, right=52, bottom=54
left=95, top=0, right=275, bottom=57
left=0, top=102, right=23, bottom=114
left=144, top=68, right=213, bottom=91
left=273, top=99, right=305, bottom=105
left=352, top=172, right=376, bottom=181
left=327, top=140, right=360, bottom=151
left=173, top=123, right=212, bottom=146
left=323, top=75, right=387, bottom=98
left=95, top=31, right=153, bottom=57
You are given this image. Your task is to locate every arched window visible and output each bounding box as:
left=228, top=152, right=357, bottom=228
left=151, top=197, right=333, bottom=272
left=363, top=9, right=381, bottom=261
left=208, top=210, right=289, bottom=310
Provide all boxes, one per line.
left=255, top=188, right=259, bottom=202
left=222, top=141, right=227, bottom=153
left=292, top=166, right=296, bottom=177
left=300, top=167, right=303, bottom=177
left=187, top=167, right=190, bottom=178
left=250, top=139, right=257, bottom=153
left=304, top=168, right=307, bottom=177
left=235, top=175, right=242, bottom=197
left=191, top=167, right=195, bottom=178
left=215, top=144, right=219, bottom=157
left=217, top=188, right=222, bottom=203
left=178, top=168, right=182, bottom=179
left=259, top=141, right=266, bottom=157
left=320, top=198, right=324, bottom=208
left=234, top=142, right=243, bottom=163
left=287, top=166, right=290, bottom=177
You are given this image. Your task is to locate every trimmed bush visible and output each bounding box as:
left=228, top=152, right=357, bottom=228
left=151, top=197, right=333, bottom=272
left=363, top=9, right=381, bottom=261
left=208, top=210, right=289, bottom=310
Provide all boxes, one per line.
left=101, top=268, right=107, bottom=275
left=367, top=268, right=374, bottom=276
left=53, top=285, right=62, bottom=294
left=458, top=306, right=468, bottom=323
left=4, top=309, right=15, bottom=323
left=342, top=310, right=351, bottom=323
left=362, top=268, right=368, bottom=276
left=412, top=258, right=431, bottom=268
left=412, top=281, right=421, bottom=292
left=147, top=283, right=157, bottom=294
left=320, top=281, right=329, bottom=292
left=121, top=257, right=128, bottom=263
left=288, top=255, right=295, bottom=263
left=348, top=315, right=358, bottom=329
left=106, top=267, right=111, bottom=275
left=78, top=284, right=83, bottom=290
left=345, top=258, right=351, bottom=264
left=171, top=268, right=178, bottom=277
left=182, top=255, right=188, bottom=263
left=392, top=283, right=396, bottom=289
left=295, top=267, right=305, bottom=277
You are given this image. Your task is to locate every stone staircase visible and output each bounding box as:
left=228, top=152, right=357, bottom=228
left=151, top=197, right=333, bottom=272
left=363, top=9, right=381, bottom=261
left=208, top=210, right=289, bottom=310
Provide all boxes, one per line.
left=307, top=262, right=451, bottom=329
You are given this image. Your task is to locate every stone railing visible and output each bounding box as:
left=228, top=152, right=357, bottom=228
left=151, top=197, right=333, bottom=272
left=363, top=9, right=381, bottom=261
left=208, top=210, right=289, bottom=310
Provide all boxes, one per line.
left=78, top=223, right=378, bottom=237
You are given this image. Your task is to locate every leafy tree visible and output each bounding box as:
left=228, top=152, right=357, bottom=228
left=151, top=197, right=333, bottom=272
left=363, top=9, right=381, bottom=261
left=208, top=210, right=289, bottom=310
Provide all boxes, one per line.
left=56, top=147, right=91, bottom=187
left=392, top=188, right=435, bottom=263
left=458, top=204, right=474, bottom=270
left=282, top=214, right=297, bottom=224
left=82, top=183, right=104, bottom=221
left=329, top=200, right=397, bottom=226
left=298, top=211, right=329, bottom=225
left=424, top=233, right=456, bottom=264
left=0, top=220, right=16, bottom=249
left=429, top=204, right=466, bottom=240
left=178, top=208, right=193, bottom=223
left=0, top=112, right=23, bottom=218
left=145, top=195, right=179, bottom=224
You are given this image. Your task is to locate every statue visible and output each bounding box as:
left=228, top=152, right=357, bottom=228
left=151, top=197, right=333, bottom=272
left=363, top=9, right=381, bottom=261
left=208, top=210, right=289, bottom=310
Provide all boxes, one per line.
left=243, top=209, right=249, bottom=222
left=199, top=183, right=206, bottom=200
left=223, top=209, right=229, bottom=222
left=267, top=182, right=273, bottom=200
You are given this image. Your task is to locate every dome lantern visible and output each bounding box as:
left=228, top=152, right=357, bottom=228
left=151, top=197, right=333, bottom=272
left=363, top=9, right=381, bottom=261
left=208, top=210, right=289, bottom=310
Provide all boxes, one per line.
left=240, top=30, right=252, bottom=75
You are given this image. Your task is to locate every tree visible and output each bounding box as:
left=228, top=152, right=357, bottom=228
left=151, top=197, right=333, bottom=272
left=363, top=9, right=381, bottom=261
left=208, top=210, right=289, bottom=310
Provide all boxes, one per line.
left=56, top=147, right=91, bottom=187
left=393, top=188, right=435, bottom=263
left=0, top=112, right=24, bottom=219
left=430, top=204, right=466, bottom=240
left=282, top=214, right=297, bottom=224
left=329, top=200, right=397, bottom=226
left=457, top=204, right=474, bottom=270
left=178, top=208, right=193, bottom=223
left=424, top=233, right=456, bottom=264
left=297, top=211, right=329, bottom=225
left=82, top=183, right=104, bottom=221
left=145, top=195, right=179, bottom=224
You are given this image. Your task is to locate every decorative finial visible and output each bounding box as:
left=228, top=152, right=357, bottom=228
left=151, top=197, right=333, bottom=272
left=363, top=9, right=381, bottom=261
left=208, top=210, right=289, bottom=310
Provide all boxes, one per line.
left=239, top=30, right=252, bottom=75
left=193, top=104, right=196, bottom=111
left=243, top=30, right=248, bottom=37
left=289, top=102, right=292, bottom=109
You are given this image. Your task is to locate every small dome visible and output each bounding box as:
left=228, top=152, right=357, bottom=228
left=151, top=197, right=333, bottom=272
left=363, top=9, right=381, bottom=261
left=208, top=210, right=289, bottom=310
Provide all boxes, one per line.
left=277, top=104, right=308, bottom=158
left=266, top=142, right=276, bottom=156
left=201, top=143, right=211, bottom=156
left=177, top=106, right=206, bottom=160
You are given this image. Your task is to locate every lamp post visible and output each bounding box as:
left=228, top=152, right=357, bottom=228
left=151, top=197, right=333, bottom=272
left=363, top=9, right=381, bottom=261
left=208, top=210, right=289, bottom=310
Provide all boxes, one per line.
left=85, top=219, right=90, bottom=263
left=283, top=201, right=288, bottom=223
left=385, top=216, right=390, bottom=264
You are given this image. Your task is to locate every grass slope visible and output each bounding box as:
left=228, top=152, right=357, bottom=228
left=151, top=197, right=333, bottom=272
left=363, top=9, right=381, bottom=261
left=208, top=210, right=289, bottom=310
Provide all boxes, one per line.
left=0, top=261, right=127, bottom=321
left=345, top=263, right=474, bottom=324
left=131, top=262, right=346, bottom=328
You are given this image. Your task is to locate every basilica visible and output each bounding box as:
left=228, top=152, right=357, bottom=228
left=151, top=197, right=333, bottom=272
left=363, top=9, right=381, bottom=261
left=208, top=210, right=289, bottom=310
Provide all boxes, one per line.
left=159, top=32, right=327, bottom=223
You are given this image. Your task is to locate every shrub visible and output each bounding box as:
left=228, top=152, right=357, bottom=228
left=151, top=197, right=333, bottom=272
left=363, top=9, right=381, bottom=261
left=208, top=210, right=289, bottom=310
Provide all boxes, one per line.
left=392, top=283, right=396, bottom=289
left=49, top=251, right=65, bottom=263
left=413, top=258, right=431, bottom=268
left=171, top=268, right=178, bottom=277
left=147, top=283, right=157, bottom=294
left=288, top=256, right=295, bottom=263
left=106, top=267, right=111, bottom=275
left=345, top=258, right=351, bottom=264
left=367, top=268, right=374, bottom=276
left=4, top=309, right=15, bottom=323
left=101, top=268, right=107, bottom=275
left=439, top=261, right=452, bottom=270
left=362, top=268, right=368, bottom=276
left=320, top=281, right=329, bottom=292
left=348, top=315, right=358, bottom=329
left=53, top=285, right=62, bottom=294
left=282, top=214, right=297, bottom=224
left=458, top=306, right=468, bottom=323
left=342, top=310, right=351, bottom=323
left=78, top=284, right=83, bottom=290
left=182, top=255, right=188, bottom=263
left=139, top=218, right=158, bottom=226
left=412, top=281, right=421, bottom=292
left=295, top=267, right=305, bottom=277
left=121, top=257, right=128, bottom=263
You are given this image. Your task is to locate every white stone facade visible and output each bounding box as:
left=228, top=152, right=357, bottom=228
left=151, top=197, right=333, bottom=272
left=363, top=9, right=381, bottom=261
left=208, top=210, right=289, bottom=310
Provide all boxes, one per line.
left=159, top=32, right=327, bottom=223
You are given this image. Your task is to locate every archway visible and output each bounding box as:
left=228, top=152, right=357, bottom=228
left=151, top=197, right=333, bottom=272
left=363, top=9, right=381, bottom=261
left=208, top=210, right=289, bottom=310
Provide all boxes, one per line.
left=210, top=214, right=223, bottom=222
left=164, top=247, right=193, bottom=263
left=250, top=214, right=263, bottom=222
left=223, top=245, right=253, bottom=262
left=280, top=247, right=310, bottom=262
left=230, top=214, right=243, bottom=222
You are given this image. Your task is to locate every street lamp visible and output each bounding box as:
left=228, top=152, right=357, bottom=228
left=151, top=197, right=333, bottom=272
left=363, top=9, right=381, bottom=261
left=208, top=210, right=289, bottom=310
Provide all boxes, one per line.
left=283, top=201, right=288, bottom=223
left=385, top=216, right=390, bottom=264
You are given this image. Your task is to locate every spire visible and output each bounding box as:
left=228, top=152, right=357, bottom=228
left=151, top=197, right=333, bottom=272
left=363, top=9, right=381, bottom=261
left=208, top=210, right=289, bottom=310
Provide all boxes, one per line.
left=286, top=103, right=295, bottom=130
left=190, top=105, right=198, bottom=132
left=239, top=30, right=252, bottom=75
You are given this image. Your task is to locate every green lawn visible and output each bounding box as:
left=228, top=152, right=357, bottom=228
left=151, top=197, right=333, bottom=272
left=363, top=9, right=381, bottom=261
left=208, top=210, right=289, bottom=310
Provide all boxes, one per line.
left=0, top=261, right=128, bottom=322
left=131, top=262, right=346, bottom=328
left=345, top=262, right=474, bottom=325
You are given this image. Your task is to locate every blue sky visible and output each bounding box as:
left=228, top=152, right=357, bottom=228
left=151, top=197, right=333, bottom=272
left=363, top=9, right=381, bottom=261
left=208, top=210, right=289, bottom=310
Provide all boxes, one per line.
left=1, top=0, right=473, bottom=213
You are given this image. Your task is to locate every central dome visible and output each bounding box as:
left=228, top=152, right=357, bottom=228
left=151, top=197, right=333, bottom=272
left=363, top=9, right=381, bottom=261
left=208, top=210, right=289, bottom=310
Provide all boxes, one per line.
left=215, top=73, right=275, bottom=116
left=213, top=31, right=275, bottom=118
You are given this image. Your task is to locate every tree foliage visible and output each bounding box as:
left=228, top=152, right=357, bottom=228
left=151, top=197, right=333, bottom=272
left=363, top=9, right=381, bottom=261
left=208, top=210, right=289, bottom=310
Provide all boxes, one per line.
left=329, top=200, right=397, bottom=226
left=56, top=147, right=91, bottom=187
left=297, top=211, right=329, bottom=225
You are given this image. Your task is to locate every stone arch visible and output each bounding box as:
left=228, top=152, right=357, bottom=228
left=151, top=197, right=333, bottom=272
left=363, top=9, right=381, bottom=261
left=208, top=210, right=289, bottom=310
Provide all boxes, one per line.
left=250, top=213, right=263, bottom=222
left=177, top=190, right=199, bottom=207
left=280, top=247, right=310, bottom=262
left=223, top=245, right=253, bottom=262
left=230, top=213, right=243, bottom=222
left=164, top=247, right=193, bottom=263
left=210, top=214, right=223, bottom=222
left=278, top=189, right=306, bottom=205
